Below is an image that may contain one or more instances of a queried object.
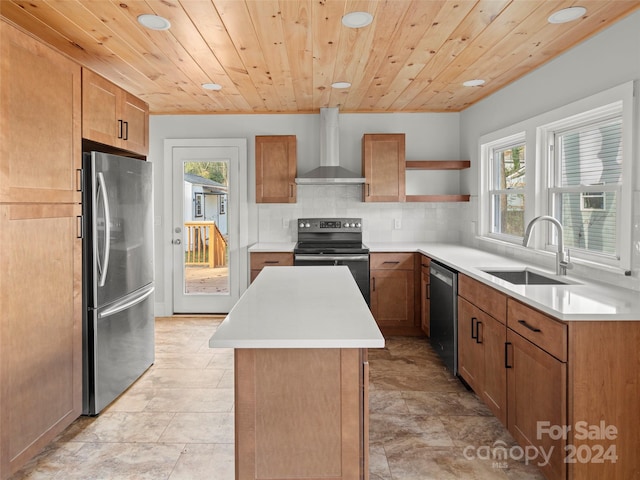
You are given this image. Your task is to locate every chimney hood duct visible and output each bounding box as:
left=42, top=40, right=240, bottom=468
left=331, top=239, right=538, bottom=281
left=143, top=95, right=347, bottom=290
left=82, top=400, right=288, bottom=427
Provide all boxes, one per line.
left=295, top=107, right=365, bottom=185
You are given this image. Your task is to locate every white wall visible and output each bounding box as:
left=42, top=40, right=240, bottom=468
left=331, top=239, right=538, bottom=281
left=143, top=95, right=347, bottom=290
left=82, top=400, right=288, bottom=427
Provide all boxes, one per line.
left=459, top=10, right=640, bottom=290
left=149, top=112, right=462, bottom=311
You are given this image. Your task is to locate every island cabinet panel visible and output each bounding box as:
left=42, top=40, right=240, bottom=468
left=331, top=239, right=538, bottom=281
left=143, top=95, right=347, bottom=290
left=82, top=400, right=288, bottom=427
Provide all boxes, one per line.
left=82, top=68, right=149, bottom=155
left=255, top=135, right=296, bottom=203
left=249, top=252, right=294, bottom=282
left=362, top=134, right=405, bottom=202
left=235, top=348, right=367, bottom=480
left=0, top=21, right=82, bottom=204
left=0, top=204, right=82, bottom=479
left=369, top=252, right=421, bottom=336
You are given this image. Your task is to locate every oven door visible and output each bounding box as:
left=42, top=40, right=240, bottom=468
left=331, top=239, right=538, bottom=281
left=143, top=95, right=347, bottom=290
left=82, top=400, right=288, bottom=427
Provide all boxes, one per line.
left=294, top=254, right=370, bottom=306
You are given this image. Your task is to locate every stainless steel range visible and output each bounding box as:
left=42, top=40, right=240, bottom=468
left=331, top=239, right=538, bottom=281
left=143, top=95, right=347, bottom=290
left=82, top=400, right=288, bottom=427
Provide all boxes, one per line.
left=294, top=218, right=370, bottom=305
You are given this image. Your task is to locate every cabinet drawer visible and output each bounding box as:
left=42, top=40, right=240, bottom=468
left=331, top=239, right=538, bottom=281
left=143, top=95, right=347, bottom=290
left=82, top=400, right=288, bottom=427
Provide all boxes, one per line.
left=458, top=274, right=507, bottom=324
left=370, top=252, right=414, bottom=270
left=507, top=299, right=567, bottom=362
left=250, top=252, right=293, bottom=270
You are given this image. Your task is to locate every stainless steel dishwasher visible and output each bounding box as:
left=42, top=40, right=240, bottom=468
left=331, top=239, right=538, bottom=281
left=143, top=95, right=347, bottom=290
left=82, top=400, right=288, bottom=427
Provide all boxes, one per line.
left=429, top=260, right=458, bottom=375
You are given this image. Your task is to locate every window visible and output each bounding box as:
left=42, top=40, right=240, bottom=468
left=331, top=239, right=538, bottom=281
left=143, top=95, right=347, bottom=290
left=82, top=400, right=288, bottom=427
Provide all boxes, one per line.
left=546, top=106, right=623, bottom=262
left=487, top=135, right=526, bottom=241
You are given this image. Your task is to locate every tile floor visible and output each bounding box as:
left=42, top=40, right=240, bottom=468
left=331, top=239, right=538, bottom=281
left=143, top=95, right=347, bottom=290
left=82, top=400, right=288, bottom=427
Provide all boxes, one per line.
left=10, top=316, right=545, bottom=480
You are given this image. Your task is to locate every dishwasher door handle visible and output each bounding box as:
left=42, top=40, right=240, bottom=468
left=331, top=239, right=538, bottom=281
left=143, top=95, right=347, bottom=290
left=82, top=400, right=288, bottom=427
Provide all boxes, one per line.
left=431, top=268, right=453, bottom=286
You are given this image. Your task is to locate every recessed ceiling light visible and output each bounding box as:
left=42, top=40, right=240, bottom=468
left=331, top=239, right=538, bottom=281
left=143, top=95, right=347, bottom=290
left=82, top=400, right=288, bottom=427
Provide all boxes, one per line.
left=342, top=11, right=373, bottom=28
left=137, top=14, right=171, bottom=31
left=463, top=79, right=485, bottom=87
left=548, top=7, right=587, bottom=24
left=331, top=81, right=351, bottom=89
left=202, top=83, right=222, bottom=91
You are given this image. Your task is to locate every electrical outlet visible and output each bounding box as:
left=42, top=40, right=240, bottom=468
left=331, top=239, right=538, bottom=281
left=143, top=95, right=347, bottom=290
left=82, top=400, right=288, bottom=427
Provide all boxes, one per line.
left=394, top=218, right=401, bottom=229
left=282, top=218, right=289, bottom=229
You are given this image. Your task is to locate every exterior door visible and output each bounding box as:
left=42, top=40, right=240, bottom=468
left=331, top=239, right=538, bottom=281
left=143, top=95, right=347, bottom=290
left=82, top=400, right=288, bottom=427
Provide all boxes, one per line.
left=170, top=142, right=244, bottom=313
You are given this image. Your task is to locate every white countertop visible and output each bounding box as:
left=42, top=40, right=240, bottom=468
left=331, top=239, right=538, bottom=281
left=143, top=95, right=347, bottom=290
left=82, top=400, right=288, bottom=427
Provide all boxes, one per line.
left=247, top=241, right=640, bottom=321
left=369, top=242, right=640, bottom=321
left=249, top=242, right=295, bottom=252
left=209, top=266, right=385, bottom=349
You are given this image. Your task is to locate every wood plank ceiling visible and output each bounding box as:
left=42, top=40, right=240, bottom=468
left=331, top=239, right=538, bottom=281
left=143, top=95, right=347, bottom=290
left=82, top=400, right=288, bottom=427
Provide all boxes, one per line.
left=2, top=1, right=638, bottom=114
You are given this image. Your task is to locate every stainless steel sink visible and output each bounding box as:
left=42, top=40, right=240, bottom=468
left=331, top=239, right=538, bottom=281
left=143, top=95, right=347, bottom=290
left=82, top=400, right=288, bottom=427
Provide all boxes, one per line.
left=480, top=269, right=570, bottom=285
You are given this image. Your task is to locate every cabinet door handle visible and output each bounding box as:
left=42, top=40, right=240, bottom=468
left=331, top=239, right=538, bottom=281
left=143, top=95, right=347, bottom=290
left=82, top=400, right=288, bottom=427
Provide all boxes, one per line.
left=264, top=260, right=280, bottom=264
left=475, top=321, right=483, bottom=344
left=471, top=317, right=478, bottom=339
left=123, top=120, right=129, bottom=140
left=366, top=183, right=370, bottom=197
left=426, top=284, right=430, bottom=300
left=76, top=168, right=84, bottom=192
left=383, top=261, right=400, bottom=265
left=372, top=277, right=376, bottom=291
left=289, top=184, right=294, bottom=197
left=505, top=342, right=512, bottom=369
left=118, top=119, right=124, bottom=139
left=517, top=319, right=541, bottom=333
left=76, top=216, right=84, bottom=239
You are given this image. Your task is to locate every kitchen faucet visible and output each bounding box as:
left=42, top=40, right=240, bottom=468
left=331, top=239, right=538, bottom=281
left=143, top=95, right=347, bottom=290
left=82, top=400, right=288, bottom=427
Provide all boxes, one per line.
left=522, top=215, right=572, bottom=275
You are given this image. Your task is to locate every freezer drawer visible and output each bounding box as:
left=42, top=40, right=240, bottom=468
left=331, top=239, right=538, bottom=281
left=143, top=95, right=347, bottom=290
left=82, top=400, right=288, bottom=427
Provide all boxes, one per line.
left=83, top=284, right=155, bottom=415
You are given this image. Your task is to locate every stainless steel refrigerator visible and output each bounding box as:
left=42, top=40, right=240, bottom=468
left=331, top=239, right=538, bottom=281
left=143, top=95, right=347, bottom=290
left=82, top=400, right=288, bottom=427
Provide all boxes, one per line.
left=82, top=151, right=154, bottom=415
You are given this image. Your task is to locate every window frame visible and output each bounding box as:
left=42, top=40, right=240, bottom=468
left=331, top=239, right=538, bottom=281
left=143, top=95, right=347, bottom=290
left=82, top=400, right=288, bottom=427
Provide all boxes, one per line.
left=482, top=132, right=528, bottom=245
left=478, top=82, right=635, bottom=273
left=540, top=101, right=629, bottom=268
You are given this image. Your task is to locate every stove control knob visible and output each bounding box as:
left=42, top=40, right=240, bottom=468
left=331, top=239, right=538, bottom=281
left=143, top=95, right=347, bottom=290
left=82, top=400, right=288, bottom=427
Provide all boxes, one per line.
left=343, top=223, right=350, bottom=228
left=305, top=223, right=311, bottom=228
left=356, top=222, right=361, bottom=228
left=299, top=222, right=305, bottom=228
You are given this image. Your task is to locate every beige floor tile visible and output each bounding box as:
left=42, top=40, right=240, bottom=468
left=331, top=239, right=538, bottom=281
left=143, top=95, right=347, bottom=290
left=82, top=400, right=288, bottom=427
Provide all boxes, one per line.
left=158, top=413, right=234, bottom=444
left=61, top=412, right=176, bottom=443
left=168, top=444, right=234, bottom=480
left=145, top=388, right=234, bottom=413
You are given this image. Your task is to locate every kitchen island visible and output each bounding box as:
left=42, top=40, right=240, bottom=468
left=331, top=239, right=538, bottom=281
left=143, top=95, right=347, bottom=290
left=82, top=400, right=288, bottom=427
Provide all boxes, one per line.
left=210, top=266, right=384, bottom=480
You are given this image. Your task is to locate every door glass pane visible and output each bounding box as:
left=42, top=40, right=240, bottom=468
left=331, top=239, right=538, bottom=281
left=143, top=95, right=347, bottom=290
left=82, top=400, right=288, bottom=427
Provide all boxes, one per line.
left=182, top=161, right=229, bottom=294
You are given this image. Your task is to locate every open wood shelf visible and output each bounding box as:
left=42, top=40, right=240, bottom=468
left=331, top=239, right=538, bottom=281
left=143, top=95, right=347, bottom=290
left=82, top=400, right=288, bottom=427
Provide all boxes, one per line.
left=406, top=160, right=470, bottom=170
left=406, top=194, right=471, bottom=202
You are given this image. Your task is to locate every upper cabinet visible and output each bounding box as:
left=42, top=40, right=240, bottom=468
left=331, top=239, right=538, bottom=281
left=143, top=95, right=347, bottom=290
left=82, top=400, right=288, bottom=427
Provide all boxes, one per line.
left=0, top=21, right=82, bottom=204
left=255, top=135, right=297, bottom=203
left=362, top=134, right=406, bottom=202
left=82, top=69, right=149, bottom=156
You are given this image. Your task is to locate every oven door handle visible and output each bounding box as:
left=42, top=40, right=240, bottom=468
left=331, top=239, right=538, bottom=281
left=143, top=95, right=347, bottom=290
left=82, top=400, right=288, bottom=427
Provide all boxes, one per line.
left=295, top=254, right=369, bottom=262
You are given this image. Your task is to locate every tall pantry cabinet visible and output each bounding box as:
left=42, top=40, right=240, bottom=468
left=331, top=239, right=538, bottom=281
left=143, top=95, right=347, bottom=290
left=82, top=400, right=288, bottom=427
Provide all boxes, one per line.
left=0, top=20, right=83, bottom=479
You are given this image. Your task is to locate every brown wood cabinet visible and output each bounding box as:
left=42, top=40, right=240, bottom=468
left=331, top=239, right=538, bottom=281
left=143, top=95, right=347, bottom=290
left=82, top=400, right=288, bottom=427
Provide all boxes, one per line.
left=369, top=252, right=420, bottom=335
left=0, top=22, right=83, bottom=480
left=458, top=275, right=508, bottom=425
left=362, top=134, right=405, bottom=202
left=0, top=204, right=82, bottom=479
left=420, top=255, right=431, bottom=336
left=235, top=348, right=368, bottom=479
left=250, top=252, right=294, bottom=282
left=82, top=68, right=149, bottom=156
left=0, top=21, right=82, bottom=204
left=255, top=135, right=297, bottom=203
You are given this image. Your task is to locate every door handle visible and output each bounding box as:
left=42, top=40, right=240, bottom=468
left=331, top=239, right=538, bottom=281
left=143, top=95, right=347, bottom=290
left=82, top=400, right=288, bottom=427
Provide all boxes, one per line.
left=172, top=239, right=182, bottom=245
left=471, top=317, right=478, bottom=339
left=475, top=321, right=483, bottom=344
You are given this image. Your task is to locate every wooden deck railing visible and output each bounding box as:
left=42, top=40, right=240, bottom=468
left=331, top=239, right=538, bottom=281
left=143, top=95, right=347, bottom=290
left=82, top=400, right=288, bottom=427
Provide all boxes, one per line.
left=184, top=221, right=227, bottom=268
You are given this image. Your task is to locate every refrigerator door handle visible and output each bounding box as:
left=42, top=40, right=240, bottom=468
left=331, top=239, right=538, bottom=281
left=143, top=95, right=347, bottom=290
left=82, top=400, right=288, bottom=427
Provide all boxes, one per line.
left=96, top=172, right=112, bottom=287
left=99, top=285, right=155, bottom=319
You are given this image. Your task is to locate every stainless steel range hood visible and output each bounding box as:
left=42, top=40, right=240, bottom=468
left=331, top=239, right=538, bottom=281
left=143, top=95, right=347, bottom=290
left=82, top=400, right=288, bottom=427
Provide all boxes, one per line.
left=295, top=107, right=365, bottom=185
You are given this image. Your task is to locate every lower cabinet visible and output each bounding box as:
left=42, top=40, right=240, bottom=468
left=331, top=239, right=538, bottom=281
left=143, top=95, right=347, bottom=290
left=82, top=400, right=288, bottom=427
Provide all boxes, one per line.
left=249, top=252, right=293, bottom=283
left=369, top=253, right=421, bottom=336
left=458, top=288, right=507, bottom=425
left=420, top=255, right=430, bottom=336
left=0, top=204, right=82, bottom=479
left=506, top=327, right=567, bottom=480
